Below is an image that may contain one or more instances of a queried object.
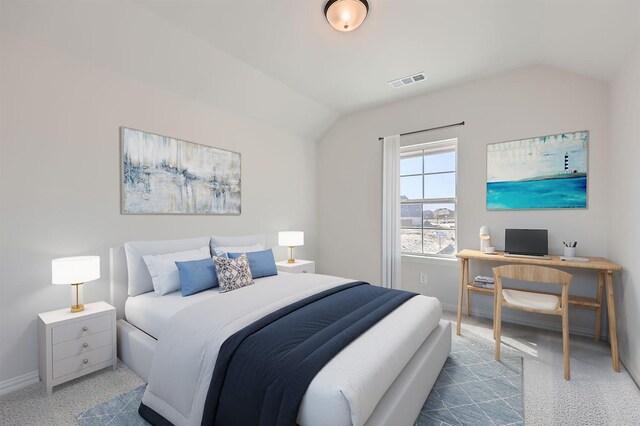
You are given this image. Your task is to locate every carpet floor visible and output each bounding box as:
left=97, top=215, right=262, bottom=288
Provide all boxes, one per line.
left=2, top=311, right=639, bottom=425
left=444, top=311, right=640, bottom=425
left=0, top=361, right=144, bottom=425
left=75, top=335, right=523, bottom=426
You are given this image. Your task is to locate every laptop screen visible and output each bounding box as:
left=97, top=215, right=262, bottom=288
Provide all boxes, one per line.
left=505, top=229, right=548, bottom=256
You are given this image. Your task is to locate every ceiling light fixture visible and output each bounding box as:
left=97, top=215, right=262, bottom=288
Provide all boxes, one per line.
left=324, top=0, right=369, bottom=32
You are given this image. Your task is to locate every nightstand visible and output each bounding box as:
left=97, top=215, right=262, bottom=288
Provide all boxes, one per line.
left=38, top=301, right=116, bottom=394
left=276, top=259, right=315, bottom=274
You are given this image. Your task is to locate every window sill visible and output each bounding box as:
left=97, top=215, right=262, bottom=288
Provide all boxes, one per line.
left=401, top=254, right=459, bottom=267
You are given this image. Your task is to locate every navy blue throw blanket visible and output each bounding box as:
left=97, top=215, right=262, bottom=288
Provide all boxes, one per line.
left=203, top=281, right=415, bottom=426
left=139, top=281, right=416, bottom=426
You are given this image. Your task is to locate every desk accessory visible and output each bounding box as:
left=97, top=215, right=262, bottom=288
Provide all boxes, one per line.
left=563, top=241, right=577, bottom=258
left=479, top=226, right=491, bottom=252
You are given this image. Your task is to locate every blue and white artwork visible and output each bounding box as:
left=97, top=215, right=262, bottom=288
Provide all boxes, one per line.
left=121, top=128, right=241, bottom=214
left=486, top=131, right=588, bottom=210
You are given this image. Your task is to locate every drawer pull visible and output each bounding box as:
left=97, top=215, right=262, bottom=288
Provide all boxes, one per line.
left=82, top=326, right=88, bottom=332
left=83, top=342, right=89, bottom=348
left=83, top=359, right=88, bottom=364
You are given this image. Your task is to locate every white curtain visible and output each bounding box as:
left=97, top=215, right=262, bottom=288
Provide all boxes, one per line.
left=382, top=135, right=401, bottom=289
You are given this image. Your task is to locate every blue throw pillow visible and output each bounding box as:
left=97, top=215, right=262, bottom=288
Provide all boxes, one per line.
left=175, top=258, right=219, bottom=296
left=228, top=249, right=277, bottom=279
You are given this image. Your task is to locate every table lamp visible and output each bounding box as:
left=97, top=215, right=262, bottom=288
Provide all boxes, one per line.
left=52, top=256, right=100, bottom=313
left=479, top=226, right=491, bottom=253
left=278, top=231, right=304, bottom=264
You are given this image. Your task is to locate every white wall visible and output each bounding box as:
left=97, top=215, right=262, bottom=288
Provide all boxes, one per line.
left=609, top=44, right=640, bottom=382
left=0, top=3, right=331, bottom=386
left=317, top=66, right=611, bottom=336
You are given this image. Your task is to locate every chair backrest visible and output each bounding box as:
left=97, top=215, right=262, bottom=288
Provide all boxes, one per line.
left=493, top=264, right=572, bottom=287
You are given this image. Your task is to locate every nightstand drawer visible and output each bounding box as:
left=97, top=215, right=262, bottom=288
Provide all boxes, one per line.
left=291, top=264, right=314, bottom=273
left=52, top=344, right=113, bottom=379
left=52, top=314, right=111, bottom=344
left=52, top=329, right=112, bottom=362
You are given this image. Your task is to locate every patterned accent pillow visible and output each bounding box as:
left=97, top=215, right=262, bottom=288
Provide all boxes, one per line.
left=214, top=253, right=254, bottom=293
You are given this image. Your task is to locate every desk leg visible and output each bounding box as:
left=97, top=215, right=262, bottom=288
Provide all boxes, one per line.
left=457, top=259, right=466, bottom=336
left=465, top=259, right=470, bottom=317
left=595, top=271, right=604, bottom=342
left=605, top=271, right=620, bottom=372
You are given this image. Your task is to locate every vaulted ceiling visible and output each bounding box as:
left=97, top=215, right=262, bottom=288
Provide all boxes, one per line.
left=2, top=1, right=638, bottom=140
left=140, top=0, right=640, bottom=113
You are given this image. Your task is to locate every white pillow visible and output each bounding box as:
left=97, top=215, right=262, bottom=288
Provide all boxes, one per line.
left=124, top=236, right=211, bottom=296
left=213, top=243, right=264, bottom=257
left=143, top=246, right=211, bottom=295
left=210, top=234, right=265, bottom=254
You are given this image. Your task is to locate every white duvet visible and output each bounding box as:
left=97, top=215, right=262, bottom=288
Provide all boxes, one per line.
left=141, top=273, right=442, bottom=426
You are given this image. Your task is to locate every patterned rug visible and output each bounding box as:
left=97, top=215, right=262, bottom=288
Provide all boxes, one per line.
left=415, top=336, right=524, bottom=426
left=76, top=384, right=148, bottom=426
left=77, top=337, right=523, bottom=426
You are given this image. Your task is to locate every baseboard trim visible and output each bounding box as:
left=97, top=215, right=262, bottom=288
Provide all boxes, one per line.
left=0, top=370, right=39, bottom=396
left=441, top=302, right=608, bottom=340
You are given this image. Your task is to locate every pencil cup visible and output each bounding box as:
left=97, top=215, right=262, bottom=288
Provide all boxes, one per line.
left=564, top=247, right=576, bottom=258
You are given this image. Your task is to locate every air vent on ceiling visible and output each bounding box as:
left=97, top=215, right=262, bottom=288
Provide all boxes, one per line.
left=388, top=72, right=426, bottom=89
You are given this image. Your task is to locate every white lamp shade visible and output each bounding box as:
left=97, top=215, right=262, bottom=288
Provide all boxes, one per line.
left=52, top=256, right=100, bottom=285
left=278, top=231, right=304, bottom=247
left=325, top=0, right=369, bottom=32
left=479, top=226, right=491, bottom=239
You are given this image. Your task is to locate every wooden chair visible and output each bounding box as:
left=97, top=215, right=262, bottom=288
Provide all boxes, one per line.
left=493, top=264, right=573, bottom=380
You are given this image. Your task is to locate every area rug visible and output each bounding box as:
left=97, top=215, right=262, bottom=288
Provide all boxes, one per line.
left=76, top=384, right=148, bottom=426
left=415, top=336, right=524, bottom=426
left=77, top=337, right=523, bottom=426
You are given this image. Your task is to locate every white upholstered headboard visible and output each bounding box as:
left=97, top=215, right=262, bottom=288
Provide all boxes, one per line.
left=109, top=246, right=128, bottom=320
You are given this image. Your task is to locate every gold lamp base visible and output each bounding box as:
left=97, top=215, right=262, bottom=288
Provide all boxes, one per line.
left=70, top=283, right=84, bottom=313
left=71, top=304, right=85, bottom=313
left=287, top=246, right=296, bottom=263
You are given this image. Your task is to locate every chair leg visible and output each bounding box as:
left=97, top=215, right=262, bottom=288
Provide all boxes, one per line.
left=562, top=308, right=571, bottom=380
left=495, top=301, right=502, bottom=361
left=493, top=289, right=497, bottom=340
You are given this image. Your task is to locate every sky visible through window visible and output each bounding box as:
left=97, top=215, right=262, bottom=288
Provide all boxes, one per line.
left=401, top=150, right=455, bottom=210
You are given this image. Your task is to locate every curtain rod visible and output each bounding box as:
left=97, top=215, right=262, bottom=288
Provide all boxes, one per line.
left=378, top=121, right=465, bottom=141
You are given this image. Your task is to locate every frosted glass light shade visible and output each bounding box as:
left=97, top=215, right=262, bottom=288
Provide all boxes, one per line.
left=324, top=0, right=369, bottom=32
left=279, top=231, right=304, bottom=247
left=52, top=256, right=101, bottom=284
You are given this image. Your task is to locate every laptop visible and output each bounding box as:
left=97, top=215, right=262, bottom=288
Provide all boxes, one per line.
left=504, top=229, right=550, bottom=259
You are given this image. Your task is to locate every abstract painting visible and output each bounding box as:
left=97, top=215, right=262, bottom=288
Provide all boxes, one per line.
left=121, top=127, right=241, bottom=214
left=486, top=131, right=588, bottom=210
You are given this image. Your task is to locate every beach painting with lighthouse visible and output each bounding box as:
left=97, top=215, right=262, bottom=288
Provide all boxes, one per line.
left=486, top=131, right=588, bottom=210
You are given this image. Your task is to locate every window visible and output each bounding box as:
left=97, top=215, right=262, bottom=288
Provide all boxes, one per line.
left=400, top=139, right=457, bottom=257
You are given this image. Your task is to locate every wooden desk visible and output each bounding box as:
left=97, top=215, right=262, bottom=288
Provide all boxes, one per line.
left=455, top=249, right=622, bottom=372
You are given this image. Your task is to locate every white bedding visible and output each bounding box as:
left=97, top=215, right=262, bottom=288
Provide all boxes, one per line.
left=125, top=272, right=296, bottom=339
left=125, top=287, right=220, bottom=339
left=139, top=273, right=442, bottom=426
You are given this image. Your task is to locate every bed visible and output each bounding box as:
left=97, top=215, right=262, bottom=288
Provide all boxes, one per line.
left=110, top=237, right=451, bottom=426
